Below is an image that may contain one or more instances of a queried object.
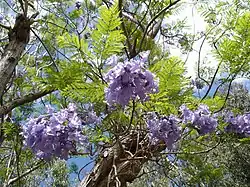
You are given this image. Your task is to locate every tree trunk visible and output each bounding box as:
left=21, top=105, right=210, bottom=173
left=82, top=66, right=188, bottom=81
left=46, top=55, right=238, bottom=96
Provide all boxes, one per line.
left=0, top=14, right=31, bottom=145
left=80, top=131, right=165, bottom=187
left=0, top=14, right=31, bottom=99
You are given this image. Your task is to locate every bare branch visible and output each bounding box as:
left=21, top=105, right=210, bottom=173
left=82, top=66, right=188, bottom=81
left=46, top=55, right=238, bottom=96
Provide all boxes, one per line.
left=0, top=23, right=11, bottom=31
left=201, top=60, right=222, bottom=101
left=165, top=140, right=220, bottom=155
left=7, top=161, right=45, bottom=186
left=137, top=0, right=181, bottom=54
left=0, top=89, right=55, bottom=116
left=30, top=28, right=59, bottom=73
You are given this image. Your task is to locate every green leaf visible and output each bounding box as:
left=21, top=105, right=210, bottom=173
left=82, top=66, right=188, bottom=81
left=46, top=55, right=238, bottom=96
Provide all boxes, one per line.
left=91, top=3, right=126, bottom=60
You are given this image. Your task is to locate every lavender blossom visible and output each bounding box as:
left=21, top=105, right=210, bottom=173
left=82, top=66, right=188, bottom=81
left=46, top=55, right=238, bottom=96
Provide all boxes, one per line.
left=147, top=113, right=181, bottom=149
left=180, top=104, right=217, bottom=135
left=105, top=60, right=158, bottom=107
left=224, top=112, right=250, bottom=137
left=22, top=103, right=89, bottom=160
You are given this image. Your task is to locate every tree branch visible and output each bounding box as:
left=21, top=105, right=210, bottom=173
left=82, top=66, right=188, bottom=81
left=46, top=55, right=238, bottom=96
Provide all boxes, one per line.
left=137, top=0, right=181, bottom=54
left=0, top=89, right=55, bottom=116
left=7, top=161, right=45, bottom=186
left=0, top=23, right=11, bottom=31
left=201, top=60, right=222, bottom=101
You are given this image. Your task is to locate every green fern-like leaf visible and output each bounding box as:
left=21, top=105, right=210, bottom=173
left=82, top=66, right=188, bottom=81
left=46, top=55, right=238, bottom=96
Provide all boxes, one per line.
left=57, top=33, right=92, bottom=58
left=91, top=3, right=126, bottom=60
left=61, top=81, right=105, bottom=104
left=146, top=57, right=191, bottom=114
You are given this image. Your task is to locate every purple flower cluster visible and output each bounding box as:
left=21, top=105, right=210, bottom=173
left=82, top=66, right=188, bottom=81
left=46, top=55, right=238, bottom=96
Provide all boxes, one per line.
left=22, top=104, right=88, bottom=160
left=147, top=113, right=181, bottom=149
left=82, top=111, right=101, bottom=125
left=105, top=60, right=158, bottom=107
left=224, top=112, right=250, bottom=137
left=180, top=104, right=218, bottom=135
left=146, top=104, right=218, bottom=148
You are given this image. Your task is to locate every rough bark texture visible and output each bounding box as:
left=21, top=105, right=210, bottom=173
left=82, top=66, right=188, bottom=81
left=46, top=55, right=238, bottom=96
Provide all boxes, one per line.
left=0, top=13, right=33, bottom=146
left=80, top=131, right=165, bottom=187
left=0, top=14, right=31, bottom=99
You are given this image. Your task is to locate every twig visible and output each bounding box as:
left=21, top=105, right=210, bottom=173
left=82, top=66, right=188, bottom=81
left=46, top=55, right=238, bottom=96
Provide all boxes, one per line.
left=165, top=141, right=220, bottom=155
left=0, top=89, right=54, bottom=116
left=78, top=160, right=95, bottom=181
left=196, top=19, right=222, bottom=87
left=30, top=28, right=59, bottom=73
left=0, top=23, right=11, bottom=30
left=3, top=0, right=18, bottom=13
left=7, top=161, right=45, bottom=185
left=201, top=60, right=222, bottom=101
left=137, top=0, right=181, bottom=54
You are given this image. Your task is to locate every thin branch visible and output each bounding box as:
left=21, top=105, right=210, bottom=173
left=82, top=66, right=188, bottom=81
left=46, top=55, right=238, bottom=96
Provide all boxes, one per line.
left=214, top=49, right=250, bottom=112
left=122, top=12, right=145, bottom=31
left=7, top=161, right=45, bottom=185
left=78, top=160, right=95, bottom=181
left=196, top=19, right=222, bottom=86
left=214, top=75, right=235, bottom=113
left=212, top=75, right=230, bottom=98
left=201, top=60, right=222, bottom=101
left=0, top=89, right=55, bottom=116
left=118, top=0, right=133, bottom=59
left=137, top=0, right=181, bottom=54
left=129, top=0, right=151, bottom=37
left=30, top=28, right=59, bottom=73
left=166, top=140, right=220, bottom=155
left=3, top=0, right=18, bottom=14
left=197, top=36, right=210, bottom=86
left=79, top=0, right=90, bottom=34
left=4, top=150, right=14, bottom=187
left=0, top=23, right=11, bottom=30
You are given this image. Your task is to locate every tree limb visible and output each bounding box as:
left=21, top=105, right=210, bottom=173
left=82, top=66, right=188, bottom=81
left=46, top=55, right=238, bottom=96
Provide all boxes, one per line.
left=137, top=0, right=181, bottom=55
left=7, top=161, right=45, bottom=186
left=0, top=89, right=55, bottom=116
left=0, top=14, right=32, bottom=99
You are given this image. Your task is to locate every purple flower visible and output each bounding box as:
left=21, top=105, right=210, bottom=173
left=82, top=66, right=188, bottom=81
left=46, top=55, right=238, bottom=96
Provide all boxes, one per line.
left=147, top=113, right=181, bottom=149
left=22, top=103, right=89, bottom=160
left=180, top=104, right=217, bottom=135
left=180, top=105, right=195, bottom=123
left=105, top=59, right=158, bottom=107
left=225, top=113, right=250, bottom=137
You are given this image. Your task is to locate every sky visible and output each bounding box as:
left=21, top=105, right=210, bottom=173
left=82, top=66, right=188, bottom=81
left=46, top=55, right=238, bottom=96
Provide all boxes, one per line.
left=167, top=2, right=250, bottom=96
left=168, top=3, right=215, bottom=78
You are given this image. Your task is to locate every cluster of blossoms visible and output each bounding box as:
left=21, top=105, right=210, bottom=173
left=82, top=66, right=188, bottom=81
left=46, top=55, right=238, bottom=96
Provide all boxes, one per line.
left=147, top=104, right=218, bottom=148
left=105, top=59, right=158, bottom=107
left=147, top=113, right=181, bottom=149
left=224, top=112, right=250, bottom=137
left=180, top=104, right=218, bottom=135
left=22, top=104, right=89, bottom=160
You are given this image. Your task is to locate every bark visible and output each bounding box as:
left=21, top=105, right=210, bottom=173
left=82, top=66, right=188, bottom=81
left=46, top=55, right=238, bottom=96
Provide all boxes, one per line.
left=0, top=14, right=31, bottom=99
left=0, top=89, right=54, bottom=116
left=80, top=131, right=165, bottom=187
left=0, top=13, right=38, bottom=145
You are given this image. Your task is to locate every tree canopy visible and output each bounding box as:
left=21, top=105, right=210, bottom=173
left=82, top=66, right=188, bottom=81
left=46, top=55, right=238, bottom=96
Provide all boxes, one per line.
left=1, top=0, right=250, bottom=186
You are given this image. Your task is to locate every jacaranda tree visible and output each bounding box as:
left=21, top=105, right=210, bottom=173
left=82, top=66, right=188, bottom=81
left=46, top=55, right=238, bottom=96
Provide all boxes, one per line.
left=1, top=0, right=250, bottom=186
